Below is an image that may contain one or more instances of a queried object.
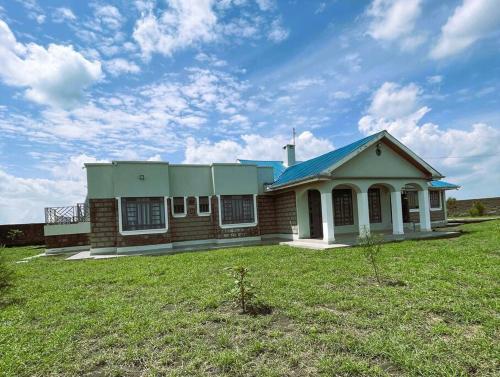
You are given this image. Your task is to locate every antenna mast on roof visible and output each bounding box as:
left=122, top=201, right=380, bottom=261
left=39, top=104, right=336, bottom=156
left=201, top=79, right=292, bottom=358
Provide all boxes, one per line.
left=292, top=127, right=296, bottom=146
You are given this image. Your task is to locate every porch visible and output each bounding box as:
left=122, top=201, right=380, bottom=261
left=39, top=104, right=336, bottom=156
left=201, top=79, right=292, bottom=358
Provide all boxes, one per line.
left=293, top=178, right=448, bottom=246
left=280, top=229, right=460, bottom=250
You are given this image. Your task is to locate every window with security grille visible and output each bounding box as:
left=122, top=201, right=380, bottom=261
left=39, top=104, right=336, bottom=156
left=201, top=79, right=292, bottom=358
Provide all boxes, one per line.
left=173, top=197, right=185, bottom=214
left=333, top=189, right=354, bottom=226
left=407, top=191, right=419, bottom=209
left=429, top=191, right=441, bottom=209
left=198, top=196, right=210, bottom=213
left=368, top=188, right=382, bottom=223
left=121, top=197, right=165, bottom=231
left=221, top=195, right=255, bottom=224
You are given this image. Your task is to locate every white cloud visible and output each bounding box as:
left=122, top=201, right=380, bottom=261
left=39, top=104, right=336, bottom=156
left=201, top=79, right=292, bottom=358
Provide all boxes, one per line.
left=183, top=131, right=333, bottom=164
left=0, top=154, right=105, bottom=224
left=93, top=5, right=124, bottom=30
left=367, top=0, right=424, bottom=50
left=268, top=18, right=289, bottom=43
left=53, top=7, right=76, bottom=23
left=256, top=0, right=275, bottom=11
left=358, top=82, right=500, bottom=198
left=367, top=0, right=421, bottom=40
left=430, top=0, right=500, bottom=59
left=133, top=0, right=217, bottom=59
left=427, top=75, right=443, bottom=85
left=104, top=58, right=141, bottom=76
left=285, top=78, right=324, bottom=91
left=0, top=20, right=102, bottom=108
left=367, top=82, right=422, bottom=119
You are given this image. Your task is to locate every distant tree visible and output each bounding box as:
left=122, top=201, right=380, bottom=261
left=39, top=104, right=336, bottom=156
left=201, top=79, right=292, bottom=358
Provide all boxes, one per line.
left=446, top=197, right=457, bottom=213
left=469, top=201, right=486, bottom=217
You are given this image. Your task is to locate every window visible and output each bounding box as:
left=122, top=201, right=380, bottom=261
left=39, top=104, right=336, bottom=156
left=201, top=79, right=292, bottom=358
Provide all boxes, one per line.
left=121, top=197, right=165, bottom=231
left=198, top=196, right=210, bottom=214
left=368, top=188, right=382, bottom=223
left=220, top=195, right=255, bottom=225
left=172, top=197, right=186, bottom=215
left=407, top=191, right=419, bottom=210
left=333, top=189, right=354, bottom=226
left=429, top=190, right=441, bottom=209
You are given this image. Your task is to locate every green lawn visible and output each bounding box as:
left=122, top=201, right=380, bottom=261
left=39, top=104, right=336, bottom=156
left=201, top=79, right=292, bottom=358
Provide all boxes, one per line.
left=1, top=221, right=499, bottom=376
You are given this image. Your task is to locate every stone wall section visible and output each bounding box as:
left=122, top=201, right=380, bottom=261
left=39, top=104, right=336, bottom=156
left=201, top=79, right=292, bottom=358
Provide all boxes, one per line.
left=89, top=199, right=117, bottom=249
left=45, top=233, right=89, bottom=249
left=448, top=196, right=500, bottom=216
left=274, top=191, right=298, bottom=234
left=0, top=223, right=45, bottom=246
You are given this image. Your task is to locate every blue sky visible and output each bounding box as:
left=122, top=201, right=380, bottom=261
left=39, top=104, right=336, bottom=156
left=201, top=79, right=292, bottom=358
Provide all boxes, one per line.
left=0, top=0, right=499, bottom=223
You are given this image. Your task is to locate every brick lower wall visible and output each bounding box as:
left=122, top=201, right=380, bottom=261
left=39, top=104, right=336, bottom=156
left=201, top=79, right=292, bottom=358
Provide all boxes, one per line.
left=447, top=197, right=500, bottom=216
left=0, top=223, right=45, bottom=246
left=170, top=197, right=216, bottom=242
left=409, top=209, right=445, bottom=223
left=274, top=191, right=298, bottom=234
left=258, top=195, right=277, bottom=234
left=89, top=199, right=118, bottom=249
left=45, top=233, right=89, bottom=249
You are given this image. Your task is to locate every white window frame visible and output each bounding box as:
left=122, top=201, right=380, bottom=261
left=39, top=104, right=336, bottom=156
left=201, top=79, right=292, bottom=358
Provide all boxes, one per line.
left=217, top=194, right=258, bottom=229
left=429, top=190, right=442, bottom=211
left=196, top=195, right=211, bottom=216
left=171, top=196, right=187, bottom=218
left=117, top=197, right=169, bottom=236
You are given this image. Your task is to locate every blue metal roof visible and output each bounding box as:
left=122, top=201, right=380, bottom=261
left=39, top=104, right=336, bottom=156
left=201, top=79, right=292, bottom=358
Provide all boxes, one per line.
left=269, top=132, right=382, bottom=188
left=238, top=159, right=286, bottom=180
left=429, top=180, right=460, bottom=189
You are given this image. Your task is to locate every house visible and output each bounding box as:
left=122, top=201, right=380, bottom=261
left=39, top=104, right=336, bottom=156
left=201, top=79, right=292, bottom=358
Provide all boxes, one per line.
left=43, top=130, right=460, bottom=255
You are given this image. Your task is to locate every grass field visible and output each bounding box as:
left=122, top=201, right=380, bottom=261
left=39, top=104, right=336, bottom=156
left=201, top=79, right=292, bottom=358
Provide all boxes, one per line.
left=1, top=221, right=499, bottom=376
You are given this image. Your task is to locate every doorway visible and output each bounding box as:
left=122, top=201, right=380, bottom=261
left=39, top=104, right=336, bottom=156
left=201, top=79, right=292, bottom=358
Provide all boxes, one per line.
left=308, top=190, right=323, bottom=239
left=401, top=192, right=410, bottom=223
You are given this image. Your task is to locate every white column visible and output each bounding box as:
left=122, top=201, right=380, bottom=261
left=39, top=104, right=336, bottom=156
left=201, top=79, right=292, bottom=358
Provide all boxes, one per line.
left=357, top=191, right=370, bottom=237
left=442, top=191, right=448, bottom=224
left=418, top=189, right=432, bottom=232
left=390, top=191, right=404, bottom=235
left=295, top=189, right=310, bottom=239
left=320, top=192, right=335, bottom=244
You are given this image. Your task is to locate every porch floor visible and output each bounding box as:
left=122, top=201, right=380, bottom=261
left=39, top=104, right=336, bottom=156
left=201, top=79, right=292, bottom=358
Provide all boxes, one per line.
left=280, top=229, right=461, bottom=250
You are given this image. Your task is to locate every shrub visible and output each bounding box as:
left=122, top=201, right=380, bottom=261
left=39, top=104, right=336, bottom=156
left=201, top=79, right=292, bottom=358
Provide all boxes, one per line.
left=224, top=266, right=272, bottom=315
left=357, top=231, right=384, bottom=285
left=0, top=246, right=14, bottom=303
left=6, top=229, right=24, bottom=241
left=469, top=201, right=486, bottom=217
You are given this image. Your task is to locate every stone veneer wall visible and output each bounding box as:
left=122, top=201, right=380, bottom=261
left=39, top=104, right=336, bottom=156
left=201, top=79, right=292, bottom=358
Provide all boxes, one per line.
left=447, top=196, right=500, bottom=217
left=89, top=199, right=118, bottom=249
left=170, top=197, right=216, bottom=242
left=408, top=209, right=445, bottom=223
left=45, top=233, right=89, bottom=249
left=274, top=191, right=298, bottom=234
left=89, top=196, right=268, bottom=249
left=257, top=195, right=277, bottom=235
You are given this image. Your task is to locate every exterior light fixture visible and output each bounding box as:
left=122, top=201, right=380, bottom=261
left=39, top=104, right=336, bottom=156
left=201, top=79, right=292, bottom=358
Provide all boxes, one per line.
left=139, top=174, right=145, bottom=180
left=375, top=143, right=382, bottom=156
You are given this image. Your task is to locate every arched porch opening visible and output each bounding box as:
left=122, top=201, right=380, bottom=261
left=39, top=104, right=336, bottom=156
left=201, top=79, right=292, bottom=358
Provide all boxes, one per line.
left=400, top=182, right=431, bottom=232
left=331, top=183, right=362, bottom=236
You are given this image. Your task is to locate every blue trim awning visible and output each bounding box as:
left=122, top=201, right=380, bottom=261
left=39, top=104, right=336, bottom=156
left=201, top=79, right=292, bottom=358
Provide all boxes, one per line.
left=429, top=180, right=460, bottom=189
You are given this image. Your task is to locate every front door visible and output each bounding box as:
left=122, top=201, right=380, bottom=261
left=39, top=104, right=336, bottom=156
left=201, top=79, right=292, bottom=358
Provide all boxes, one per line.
left=308, top=190, right=323, bottom=239
left=401, top=192, right=410, bottom=222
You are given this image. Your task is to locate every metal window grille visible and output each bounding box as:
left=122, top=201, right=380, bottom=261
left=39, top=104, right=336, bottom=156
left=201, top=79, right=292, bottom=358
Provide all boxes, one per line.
left=121, top=197, right=165, bottom=231
left=406, top=191, right=419, bottom=209
left=332, top=189, right=354, bottom=226
left=173, top=197, right=185, bottom=214
left=198, top=196, right=210, bottom=213
left=429, top=191, right=440, bottom=208
left=221, top=195, right=255, bottom=224
left=368, top=188, right=382, bottom=223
